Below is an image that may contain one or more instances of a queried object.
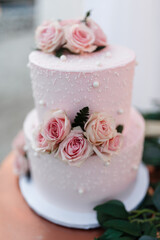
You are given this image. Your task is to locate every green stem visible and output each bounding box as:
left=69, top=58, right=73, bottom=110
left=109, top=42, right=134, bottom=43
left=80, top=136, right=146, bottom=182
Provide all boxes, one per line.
left=129, top=209, right=156, bottom=220
left=130, top=216, right=160, bottom=224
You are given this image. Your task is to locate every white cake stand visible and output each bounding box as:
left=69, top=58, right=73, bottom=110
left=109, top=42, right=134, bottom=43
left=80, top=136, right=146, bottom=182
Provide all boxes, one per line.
left=19, top=163, right=149, bottom=229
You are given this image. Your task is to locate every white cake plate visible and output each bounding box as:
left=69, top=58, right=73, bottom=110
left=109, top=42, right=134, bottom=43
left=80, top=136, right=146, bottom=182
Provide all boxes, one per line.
left=19, top=163, right=149, bottom=229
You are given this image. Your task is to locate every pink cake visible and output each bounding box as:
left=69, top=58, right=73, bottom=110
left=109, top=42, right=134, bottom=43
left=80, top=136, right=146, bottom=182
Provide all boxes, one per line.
left=13, top=16, right=145, bottom=217
left=29, top=45, right=135, bottom=128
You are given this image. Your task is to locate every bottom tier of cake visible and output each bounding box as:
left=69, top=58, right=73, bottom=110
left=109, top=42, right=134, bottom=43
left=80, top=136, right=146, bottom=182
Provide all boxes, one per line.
left=24, top=108, right=145, bottom=213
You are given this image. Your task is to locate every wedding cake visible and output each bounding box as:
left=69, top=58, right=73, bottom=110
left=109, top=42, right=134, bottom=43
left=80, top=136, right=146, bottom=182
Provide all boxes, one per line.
left=13, top=12, right=145, bottom=225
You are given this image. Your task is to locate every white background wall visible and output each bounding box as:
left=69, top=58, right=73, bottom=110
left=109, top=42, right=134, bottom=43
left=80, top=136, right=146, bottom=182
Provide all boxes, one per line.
left=36, top=0, right=160, bottom=111
left=84, top=0, right=160, bottom=111
left=35, top=0, right=83, bottom=23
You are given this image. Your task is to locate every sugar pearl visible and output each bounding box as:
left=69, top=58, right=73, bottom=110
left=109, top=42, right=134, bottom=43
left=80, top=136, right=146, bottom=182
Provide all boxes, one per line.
left=60, top=55, right=67, bottom=62
left=117, top=108, right=124, bottom=115
left=39, top=100, right=45, bottom=106
left=96, top=61, right=102, bottom=67
left=132, top=165, right=138, bottom=171
left=78, top=188, right=84, bottom=195
left=23, top=145, right=28, bottom=151
left=34, top=152, right=38, bottom=157
left=106, top=51, right=112, bottom=58
left=104, top=161, right=110, bottom=167
left=93, top=81, right=100, bottom=88
left=115, top=72, right=119, bottom=76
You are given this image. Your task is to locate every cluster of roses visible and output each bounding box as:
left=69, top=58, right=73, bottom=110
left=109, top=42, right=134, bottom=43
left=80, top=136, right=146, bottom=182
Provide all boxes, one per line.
left=32, top=110, right=122, bottom=166
left=35, top=17, right=107, bottom=54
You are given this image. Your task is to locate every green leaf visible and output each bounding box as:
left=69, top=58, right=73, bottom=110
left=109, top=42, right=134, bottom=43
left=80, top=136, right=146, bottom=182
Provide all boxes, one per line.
left=141, top=223, right=157, bottom=237
left=103, top=220, right=141, bottom=237
left=55, top=48, right=64, bottom=58
left=82, top=10, right=92, bottom=23
left=143, top=111, right=160, bottom=120
left=138, top=194, right=155, bottom=210
left=139, top=236, right=158, bottom=240
left=118, top=237, right=135, bottom=240
left=95, top=229, right=123, bottom=240
left=94, top=200, right=129, bottom=227
left=152, top=184, right=160, bottom=211
left=143, top=138, right=160, bottom=166
left=94, top=46, right=106, bottom=52
left=116, top=125, right=124, bottom=133
left=72, top=107, right=89, bottom=130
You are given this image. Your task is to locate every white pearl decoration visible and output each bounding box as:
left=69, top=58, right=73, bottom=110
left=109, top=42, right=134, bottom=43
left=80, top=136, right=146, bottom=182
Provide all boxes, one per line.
left=39, top=100, right=45, bottom=106
left=105, top=161, right=110, bottom=167
left=78, top=188, right=84, bottom=195
left=34, top=152, right=38, bottom=157
left=23, top=145, right=28, bottom=151
left=115, top=72, right=119, bottom=76
left=93, top=81, right=100, bottom=88
left=60, top=55, right=67, bottom=62
left=106, top=51, right=112, bottom=58
left=96, top=61, right=102, bottom=67
left=132, top=165, right=138, bottom=171
left=117, top=108, right=124, bottom=115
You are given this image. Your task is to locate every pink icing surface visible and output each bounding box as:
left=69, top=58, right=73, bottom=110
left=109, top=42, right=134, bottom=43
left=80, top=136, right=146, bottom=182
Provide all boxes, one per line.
left=24, top=108, right=145, bottom=213
left=29, top=45, right=135, bottom=71
left=29, top=45, right=135, bottom=128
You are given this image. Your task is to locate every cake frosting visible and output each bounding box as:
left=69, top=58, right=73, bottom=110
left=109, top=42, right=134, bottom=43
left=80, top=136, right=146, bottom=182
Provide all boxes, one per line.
left=29, top=45, right=135, bottom=128
left=24, top=108, right=144, bottom=212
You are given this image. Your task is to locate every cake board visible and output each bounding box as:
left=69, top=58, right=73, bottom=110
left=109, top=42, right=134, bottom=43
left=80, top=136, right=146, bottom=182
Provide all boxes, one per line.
left=19, top=163, right=149, bottom=230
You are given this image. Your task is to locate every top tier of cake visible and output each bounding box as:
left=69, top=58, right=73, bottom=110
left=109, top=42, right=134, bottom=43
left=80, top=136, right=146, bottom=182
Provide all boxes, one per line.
left=29, top=44, right=135, bottom=128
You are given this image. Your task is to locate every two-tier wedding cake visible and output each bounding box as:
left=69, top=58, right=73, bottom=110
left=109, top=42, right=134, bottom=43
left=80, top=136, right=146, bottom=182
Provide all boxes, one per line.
left=13, top=12, right=145, bottom=228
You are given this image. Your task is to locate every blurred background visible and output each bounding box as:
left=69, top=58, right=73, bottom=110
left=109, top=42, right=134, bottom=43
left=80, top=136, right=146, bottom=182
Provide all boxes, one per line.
left=0, top=0, right=160, bottom=161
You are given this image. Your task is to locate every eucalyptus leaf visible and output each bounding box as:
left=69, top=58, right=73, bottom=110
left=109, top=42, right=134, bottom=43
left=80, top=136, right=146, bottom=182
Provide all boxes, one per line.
left=103, top=220, right=141, bottom=237
left=152, top=184, right=160, bottom=211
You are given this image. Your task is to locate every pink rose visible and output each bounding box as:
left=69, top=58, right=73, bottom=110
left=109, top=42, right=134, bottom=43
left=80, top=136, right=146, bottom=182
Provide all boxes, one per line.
left=12, top=130, right=25, bottom=155
left=94, top=132, right=123, bottom=163
left=60, top=19, right=80, bottom=27
left=98, top=132, right=123, bottom=154
left=32, top=127, right=53, bottom=153
left=64, top=23, right=96, bottom=53
left=87, top=18, right=107, bottom=46
left=42, top=110, right=71, bottom=147
left=35, top=21, right=65, bottom=53
left=108, top=133, right=123, bottom=153
left=13, top=153, right=29, bottom=176
left=84, top=112, right=115, bottom=145
left=56, top=127, right=93, bottom=166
